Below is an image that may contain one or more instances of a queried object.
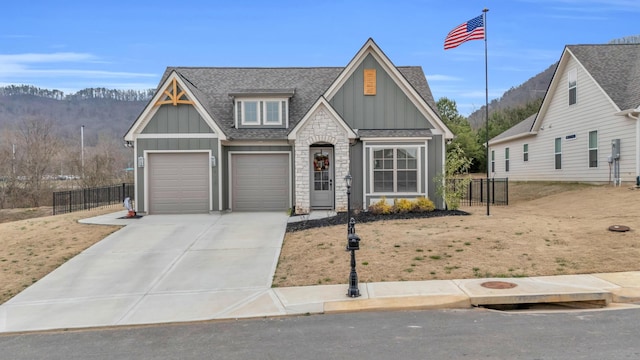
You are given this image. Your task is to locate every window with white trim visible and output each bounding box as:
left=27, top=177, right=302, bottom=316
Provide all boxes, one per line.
left=568, top=68, right=577, bottom=105
left=523, top=144, right=529, bottom=162
left=505, top=148, right=510, bottom=172
left=373, top=147, right=418, bottom=193
left=555, top=137, right=562, bottom=169
left=491, top=150, right=495, bottom=173
left=588, top=130, right=598, bottom=168
left=236, top=99, right=286, bottom=126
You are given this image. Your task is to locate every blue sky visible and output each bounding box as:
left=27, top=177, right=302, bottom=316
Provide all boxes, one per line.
left=1, top=0, right=639, bottom=115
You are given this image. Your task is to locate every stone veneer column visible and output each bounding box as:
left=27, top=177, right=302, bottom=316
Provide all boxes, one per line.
left=294, top=105, right=350, bottom=214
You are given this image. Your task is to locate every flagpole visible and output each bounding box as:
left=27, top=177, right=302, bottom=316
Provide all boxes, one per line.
left=483, top=8, right=490, bottom=216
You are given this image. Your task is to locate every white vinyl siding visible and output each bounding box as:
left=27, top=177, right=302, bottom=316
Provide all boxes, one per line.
left=488, top=55, right=637, bottom=182
left=568, top=68, right=577, bottom=106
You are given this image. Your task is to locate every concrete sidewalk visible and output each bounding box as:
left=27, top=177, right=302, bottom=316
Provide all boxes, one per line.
left=2, top=211, right=640, bottom=333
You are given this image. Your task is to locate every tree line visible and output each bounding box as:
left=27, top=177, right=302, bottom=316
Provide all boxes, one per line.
left=437, top=96, right=543, bottom=173
left=0, top=85, right=155, bottom=102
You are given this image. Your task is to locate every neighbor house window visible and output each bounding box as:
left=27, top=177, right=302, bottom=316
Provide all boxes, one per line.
left=491, top=150, right=495, bottom=173
left=237, top=99, right=285, bottom=126
left=523, top=144, right=529, bottom=162
left=568, top=68, right=577, bottom=105
left=589, top=130, right=598, bottom=168
left=373, top=147, right=418, bottom=193
left=505, top=148, right=510, bottom=172
left=555, top=137, right=562, bottom=169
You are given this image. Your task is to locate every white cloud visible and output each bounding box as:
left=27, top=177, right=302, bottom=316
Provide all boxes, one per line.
left=0, top=52, right=156, bottom=84
left=426, top=74, right=462, bottom=82
left=0, top=52, right=96, bottom=63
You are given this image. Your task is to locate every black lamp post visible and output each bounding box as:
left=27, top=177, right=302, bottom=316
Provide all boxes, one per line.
left=345, top=174, right=361, bottom=298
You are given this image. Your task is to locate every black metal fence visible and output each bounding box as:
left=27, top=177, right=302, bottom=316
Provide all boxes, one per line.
left=449, top=178, right=508, bottom=206
left=53, top=183, right=134, bottom=215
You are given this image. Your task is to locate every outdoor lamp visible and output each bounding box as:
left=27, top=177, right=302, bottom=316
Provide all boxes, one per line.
left=344, top=173, right=352, bottom=188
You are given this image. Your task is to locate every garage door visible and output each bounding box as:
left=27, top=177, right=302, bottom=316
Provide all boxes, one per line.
left=148, top=152, right=210, bottom=214
left=232, top=154, right=290, bottom=211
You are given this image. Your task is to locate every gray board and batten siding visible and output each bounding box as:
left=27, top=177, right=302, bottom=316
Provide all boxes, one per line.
left=142, top=104, right=214, bottom=134
left=137, top=104, right=219, bottom=214
left=329, top=54, right=435, bottom=130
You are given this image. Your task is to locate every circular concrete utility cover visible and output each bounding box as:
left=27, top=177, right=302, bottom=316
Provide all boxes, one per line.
left=481, top=281, right=518, bottom=289
left=609, top=225, right=631, bottom=232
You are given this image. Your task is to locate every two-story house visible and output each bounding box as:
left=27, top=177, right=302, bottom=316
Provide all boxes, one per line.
left=488, top=44, right=640, bottom=185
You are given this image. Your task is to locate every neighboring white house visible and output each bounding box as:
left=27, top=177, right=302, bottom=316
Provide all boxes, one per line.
left=488, top=44, right=640, bottom=185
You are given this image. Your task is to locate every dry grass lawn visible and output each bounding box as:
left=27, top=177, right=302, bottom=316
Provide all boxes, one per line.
left=0, top=206, right=122, bottom=303
left=273, top=183, right=640, bottom=287
left=1, top=183, right=639, bottom=306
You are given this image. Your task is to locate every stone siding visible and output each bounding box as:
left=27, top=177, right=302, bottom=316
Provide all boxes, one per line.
left=294, top=105, right=350, bottom=214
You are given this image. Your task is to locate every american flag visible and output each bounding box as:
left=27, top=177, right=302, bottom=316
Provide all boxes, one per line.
left=444, top=15, right=485, bottom=50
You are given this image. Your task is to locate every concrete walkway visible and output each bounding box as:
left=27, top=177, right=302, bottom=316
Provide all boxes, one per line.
left=2, top=211, right=640, bottom=333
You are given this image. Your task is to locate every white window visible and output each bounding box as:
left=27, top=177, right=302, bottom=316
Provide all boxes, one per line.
left=372, top=147, right=419, bottom=193
left=243, top=101, right=259, bottom=124
left=588, top=130, right=597, bottom=168
left=491, top=150, right=495, bottom=173
left=523, top=144, right=529, bottom=162
left=555, top=137, right=562, bottom=169
left=237, top=99, right=286, bottom=126
left=505, top=148, right=510, bottom=172
left=568, top=68, right=577, bottom=105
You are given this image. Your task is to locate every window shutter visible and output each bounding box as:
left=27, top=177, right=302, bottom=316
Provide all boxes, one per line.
left=282, top=101, right=286, bottom=124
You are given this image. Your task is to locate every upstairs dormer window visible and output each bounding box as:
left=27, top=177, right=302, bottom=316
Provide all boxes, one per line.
left=231, top=89, right=294, bottom=128
left=568, top=68, right=577, bottom=105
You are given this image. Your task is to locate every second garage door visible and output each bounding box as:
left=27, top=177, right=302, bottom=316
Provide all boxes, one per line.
left=231, top=154, right=290, bottom=211
left=148, top=152, right=210, bottom=214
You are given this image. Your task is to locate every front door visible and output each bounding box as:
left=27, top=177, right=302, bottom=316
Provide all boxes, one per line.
left=310, top=147, right=334, bottom=209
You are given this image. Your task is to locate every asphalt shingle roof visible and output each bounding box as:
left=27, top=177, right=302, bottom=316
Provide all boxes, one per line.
left=490, top=44, right=640, bottom=144
left=489, top=113, right=537, bottom=143
left=568, top=44, right=640, bottom=111
left=158, top=65, right=439, bottom=140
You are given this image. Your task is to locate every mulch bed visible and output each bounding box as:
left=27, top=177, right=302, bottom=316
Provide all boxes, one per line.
left=286, top=209, right=469, bottom=232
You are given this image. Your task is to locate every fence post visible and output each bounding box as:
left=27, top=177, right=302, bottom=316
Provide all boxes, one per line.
left=505, top=178, right=509, bottom=205
left=492, top=178, right=495, bottom=204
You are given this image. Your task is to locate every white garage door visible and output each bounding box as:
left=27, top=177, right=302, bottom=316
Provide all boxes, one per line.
left=232, top=154, right=290, bottom=211
left=148, top=152, right=210, bottom=214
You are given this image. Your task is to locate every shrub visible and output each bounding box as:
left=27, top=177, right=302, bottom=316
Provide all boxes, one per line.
left=413, top=197, right=435, bottom=212
left=368, top=197, right=393, bottom=215
left=394, top=198, right=414, bottom=213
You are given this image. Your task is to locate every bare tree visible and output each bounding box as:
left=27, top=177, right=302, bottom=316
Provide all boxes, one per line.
left=80, top=133, right=132, bottom=188
left=14, top=117, right=61, bottom=207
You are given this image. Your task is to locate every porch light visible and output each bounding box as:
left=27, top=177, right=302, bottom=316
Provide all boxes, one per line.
left=344, top=173, right=352, bottom=188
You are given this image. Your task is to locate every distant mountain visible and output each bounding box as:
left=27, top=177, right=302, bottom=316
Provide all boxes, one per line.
left=467, top=34, right=640, bottom=129
left=467, top=63, right=556, bottom=129
left=0, top=85, right=154, bottom=145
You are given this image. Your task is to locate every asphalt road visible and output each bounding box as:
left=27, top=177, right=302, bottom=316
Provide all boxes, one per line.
left=2, top=308, right=639, bottom=359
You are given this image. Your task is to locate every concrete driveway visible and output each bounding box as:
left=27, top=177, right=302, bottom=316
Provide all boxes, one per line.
left=0, top=211, right=289, bottom=332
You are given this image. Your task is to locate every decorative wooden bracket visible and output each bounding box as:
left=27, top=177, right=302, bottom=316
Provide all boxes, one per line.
left=154, top=78, right=194, bottom=107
